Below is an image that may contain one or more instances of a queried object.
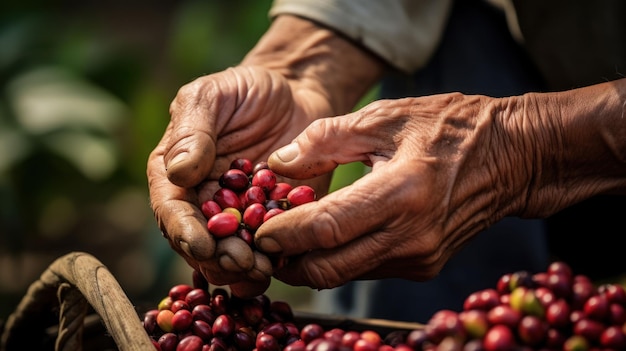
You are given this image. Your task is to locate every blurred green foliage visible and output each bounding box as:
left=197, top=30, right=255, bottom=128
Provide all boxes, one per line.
left=0, top=0, right=376, bottom=319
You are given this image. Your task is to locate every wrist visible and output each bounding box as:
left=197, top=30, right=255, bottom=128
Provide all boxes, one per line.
left=241, top=15, right=386, bottom=115
left=503, top=79, right=626, bottom=217
left=557, top=79, right=626, bottom=193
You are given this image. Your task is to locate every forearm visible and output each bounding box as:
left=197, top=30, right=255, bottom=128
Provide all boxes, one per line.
left=241, top=15, right=387, bottom=115
left=504, top=78, right=626, bottom=216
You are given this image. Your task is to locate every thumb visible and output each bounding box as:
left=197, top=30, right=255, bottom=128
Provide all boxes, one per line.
left=267, top=116, right=372, bottom=179
left=164, top=123, right=217, bottom=188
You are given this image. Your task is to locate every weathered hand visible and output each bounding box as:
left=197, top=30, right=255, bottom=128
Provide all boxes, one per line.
left=147, top=66, right=333, bottom=297
left=255, top=93, right=530, bottom=289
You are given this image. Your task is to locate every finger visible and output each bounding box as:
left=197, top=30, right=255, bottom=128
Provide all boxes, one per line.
left=255, top=163, right=409, bottom=257
left=229, top=278, right=271, bottom=299
left=193, top=249, right=271, bottom=287
left=164, top=89, right=220, bottom=188
left=163, top=199, right=216, bottom=261
left=207, top=251, right=272, bottom=299
left=267, top=113, right=396, bottom=180
left=215, top=236, right=256, bottom=272
left=195, top=261, right=246, bottom=287
left=249, top=250, right=274, bottom=281
left=270, top=234, right=384, bottom=289
left=148, top=141, right=216, bottom=261
left=227, top=251, right=273, bottom=298
left=207, top=237, right=272, bottom=291
left=166, top=132, right=216, bottom=188
left=272, top=236, right=442, bottom=289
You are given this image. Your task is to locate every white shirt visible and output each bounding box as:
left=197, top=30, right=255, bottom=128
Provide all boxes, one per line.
left=269, top=0, right=521, bottom=73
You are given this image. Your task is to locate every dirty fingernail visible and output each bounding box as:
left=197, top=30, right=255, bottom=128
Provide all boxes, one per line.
left=168, top=151, right=189, bottom=170
left=256, top=237, right=282, bottom=253
left=274, top=143, right=299, bottom=163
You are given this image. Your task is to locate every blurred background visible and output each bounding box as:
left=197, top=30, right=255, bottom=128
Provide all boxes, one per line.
left=0, top=0, right=376, bottom=320
left=3, top=0, right=625, bottom=338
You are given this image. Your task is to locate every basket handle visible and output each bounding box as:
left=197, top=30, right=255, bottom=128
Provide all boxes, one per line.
left=0, top=251, right=153, bottom=351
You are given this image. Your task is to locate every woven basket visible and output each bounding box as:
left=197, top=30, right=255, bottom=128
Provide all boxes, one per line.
left=0, top=252, right=153, bottom=351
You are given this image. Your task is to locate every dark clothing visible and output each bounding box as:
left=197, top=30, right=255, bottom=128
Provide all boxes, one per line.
left=513, top=0, right=626, bottom=91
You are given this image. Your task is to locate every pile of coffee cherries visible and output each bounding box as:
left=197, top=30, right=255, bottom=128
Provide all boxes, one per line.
left=143, top=261, right=626, bottom=351
left=402, top=261, right=626, bottom=351
left=143, top=270, right=391, bottom=351
left=142, top=270, right=302, bottom=351
left=201, top=158, right=316, bottom=249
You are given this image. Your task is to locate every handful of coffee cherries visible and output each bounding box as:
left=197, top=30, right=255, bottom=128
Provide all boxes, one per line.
left=200, top=158, right=316, bottom=249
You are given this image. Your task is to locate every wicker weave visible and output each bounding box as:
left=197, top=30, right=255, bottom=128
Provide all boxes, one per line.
left=0, top=252, right=153, bottom=351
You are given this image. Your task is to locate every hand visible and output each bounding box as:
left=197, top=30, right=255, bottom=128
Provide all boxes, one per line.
left=147, top=66, right=333, bottom=297
left=147, top=14, right=386, bottom=297
left=254, top=93, right=533, bottom=289
left=256, top=79, right=626, bottom=290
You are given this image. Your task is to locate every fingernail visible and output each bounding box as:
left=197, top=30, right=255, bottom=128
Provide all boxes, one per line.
left=275, top=143, right=299, bottom=163
left=168, top=151, right=188, bottom=169
left=256, top=237, right=282, bottom=253
left=178, top=240, right=193, bottom=258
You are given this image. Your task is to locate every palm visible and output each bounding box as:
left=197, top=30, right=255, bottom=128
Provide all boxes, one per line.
left=192, top=67, right=332, bottom=199
left=147, top=65, right=333, bottom=295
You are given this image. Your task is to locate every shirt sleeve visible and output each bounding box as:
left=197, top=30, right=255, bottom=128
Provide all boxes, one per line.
left=268, top=0, right=454, bottom=73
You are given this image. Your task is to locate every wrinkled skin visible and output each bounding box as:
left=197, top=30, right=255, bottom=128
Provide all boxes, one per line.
left=147, top=66, right=334, bottom=297
left=147, top=9, right=626, bottom=298
left=149, top=61, right=626, bottom=297
left=255, top=92, right=541, bottom=290
left=258, top=79, right=626, bottom=290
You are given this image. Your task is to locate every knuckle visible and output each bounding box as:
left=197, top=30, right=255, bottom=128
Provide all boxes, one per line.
left=305, top=259, right=344, bottom=289
left=360, top=99, right=387, bottom=114
left=304, top=119, right=340, bottom=146
left=310, top=210, right=344, bottom=248
left=171, top=77, right=220, bottom=117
